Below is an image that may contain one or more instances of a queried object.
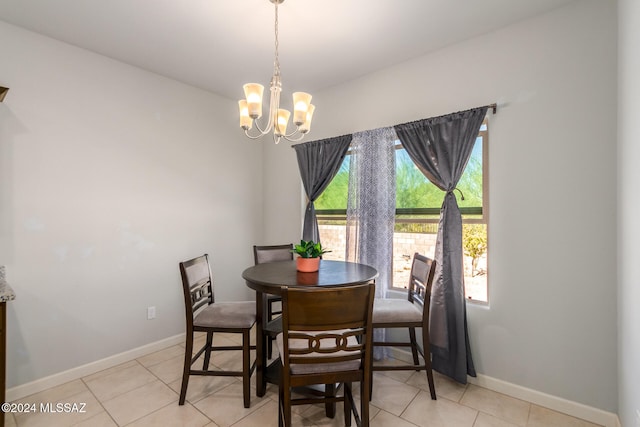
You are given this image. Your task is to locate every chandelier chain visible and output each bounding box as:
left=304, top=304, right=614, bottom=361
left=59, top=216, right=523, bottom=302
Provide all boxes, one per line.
left=273, top=0, right=280, bottom=78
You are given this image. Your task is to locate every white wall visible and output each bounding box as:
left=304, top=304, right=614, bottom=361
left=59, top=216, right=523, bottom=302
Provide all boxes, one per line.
left=0, top=21, right=263, bottom=388
left=263, top=0, right=618, bottom=412
left=618, top=0, right=640, bottom=425
left=261, top=141, right=302, bottom=245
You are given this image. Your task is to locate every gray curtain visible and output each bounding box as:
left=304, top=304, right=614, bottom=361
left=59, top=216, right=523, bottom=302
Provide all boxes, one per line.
left=394, top=107, right=487, bottom=383
left=293, top=134, right=352, bottom=243
left=345, top=127, right=397, bottom=360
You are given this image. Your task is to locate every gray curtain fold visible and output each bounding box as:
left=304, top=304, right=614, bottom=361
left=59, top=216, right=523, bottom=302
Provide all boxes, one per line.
left=345, top=127, right=397, bottom=360
left=293, top=134, right=352, bottom=243
left=394, top=107, right=487, bottom=383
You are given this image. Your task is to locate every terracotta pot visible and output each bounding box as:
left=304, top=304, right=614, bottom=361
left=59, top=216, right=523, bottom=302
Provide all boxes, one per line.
left=296, top=257, right=320, bottom=273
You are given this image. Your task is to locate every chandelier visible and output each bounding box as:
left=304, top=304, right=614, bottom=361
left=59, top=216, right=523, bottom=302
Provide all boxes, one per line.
left=238, top=0, right=315, bottom=144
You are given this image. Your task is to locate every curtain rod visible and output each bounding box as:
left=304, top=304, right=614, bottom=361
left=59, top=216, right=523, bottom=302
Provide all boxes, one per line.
left=292, top=103, right=497, bottom=147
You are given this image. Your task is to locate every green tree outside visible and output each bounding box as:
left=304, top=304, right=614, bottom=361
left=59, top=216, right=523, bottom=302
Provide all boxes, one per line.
left=463, top=224, right=488, bottom=276
left=316, top=138, right=483, bottom=212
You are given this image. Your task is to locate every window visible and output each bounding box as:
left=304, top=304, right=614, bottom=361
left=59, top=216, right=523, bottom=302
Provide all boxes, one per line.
left=315, top=120, right=489, bottom=302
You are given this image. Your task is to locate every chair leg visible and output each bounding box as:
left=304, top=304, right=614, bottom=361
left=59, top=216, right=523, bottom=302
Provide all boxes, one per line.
left=242, top=329, right=251, bottom=408
left=426, top=365, right=437, bottom=400
left=278, top=392, right=284, bottom=427
left=361, top=371, right=370, bottom=427
left=281, top=382, right=291, bottom=427
left=324, top=383, right=336, bottom=418
left=344, top=382, right=352, bottom=427
left=409, top=327, right=420, bottom=370
left=267, top=299, right=275, bottom=359
left=203, top=331, right=213, bottom=370
left=179, top=331, right=194, bottom=405
left=421, top=326, right=437, bottom=400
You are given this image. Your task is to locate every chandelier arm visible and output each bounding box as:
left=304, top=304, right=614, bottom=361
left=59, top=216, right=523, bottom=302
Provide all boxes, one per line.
left=244, top=128, right=268, bottom=139
left=282, top=131, right=306, bottom=143
left=252, top=116, right=272, bottom=135
left=282, top=126, right=303, bottom=139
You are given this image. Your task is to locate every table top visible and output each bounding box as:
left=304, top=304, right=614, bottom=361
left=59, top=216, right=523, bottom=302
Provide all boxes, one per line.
left=242, top=260, right=378, bottom=294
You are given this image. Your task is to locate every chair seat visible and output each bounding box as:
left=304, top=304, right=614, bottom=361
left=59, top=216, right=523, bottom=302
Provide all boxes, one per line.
left=372, top=299, right=422, bottom=324
left=194, top=301, right=256, bottom=329
left=276, top=331, right=361, bottom=375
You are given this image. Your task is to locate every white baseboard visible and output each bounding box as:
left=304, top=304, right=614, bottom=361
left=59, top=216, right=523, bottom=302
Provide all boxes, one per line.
left=388, top=348, right=620, bottom=427
left=6, top=333, right=185, bottom=402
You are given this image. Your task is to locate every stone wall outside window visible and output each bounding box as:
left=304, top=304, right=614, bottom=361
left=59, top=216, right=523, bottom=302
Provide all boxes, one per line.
left=319, top=224, right=487, bottom=301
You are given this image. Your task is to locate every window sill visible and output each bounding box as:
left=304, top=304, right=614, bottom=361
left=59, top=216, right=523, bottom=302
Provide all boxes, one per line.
left=388, top=287, right=489, bottom=305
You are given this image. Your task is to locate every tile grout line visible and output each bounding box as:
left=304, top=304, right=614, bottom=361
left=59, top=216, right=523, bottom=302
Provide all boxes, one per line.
left=142, top=355, right=221, bottom=427
left=524, top=400, right=532, bottom=427
left=136, top=345, right=259, bottom=427
left=470, top=410, right=481, bottom=427
left=460, top=383, right=534, bottom=427
left=127, top=358, right=198, bottom=427
left=87, top=359, right=175, bottom=427
left=68, top=379, right=116, bottom=427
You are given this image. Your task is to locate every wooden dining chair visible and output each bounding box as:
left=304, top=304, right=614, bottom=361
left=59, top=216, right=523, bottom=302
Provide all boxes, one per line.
left=253, top=244, right=293, bottom=320
left=178, top=254, right=256, bottom=408
left=371, top=252, right=437, bottom=400
left=277, top=282, right=375, bottom=427
left=253, top=243, right=293, bottom=358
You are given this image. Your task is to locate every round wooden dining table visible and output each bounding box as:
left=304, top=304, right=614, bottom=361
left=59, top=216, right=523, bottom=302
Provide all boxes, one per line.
left=242, top=259, right=378, bottom=396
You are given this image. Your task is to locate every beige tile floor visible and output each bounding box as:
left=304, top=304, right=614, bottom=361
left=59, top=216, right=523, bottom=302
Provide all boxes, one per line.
left=4, top=332, right=602, bottom=427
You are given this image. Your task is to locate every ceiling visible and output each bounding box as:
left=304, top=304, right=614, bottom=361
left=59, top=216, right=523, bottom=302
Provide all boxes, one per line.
left=0, top=0, right=576, bottom=100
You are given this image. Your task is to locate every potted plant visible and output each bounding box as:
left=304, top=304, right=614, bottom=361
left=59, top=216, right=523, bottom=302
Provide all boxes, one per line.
left=291, top=240, right=330, bottom=272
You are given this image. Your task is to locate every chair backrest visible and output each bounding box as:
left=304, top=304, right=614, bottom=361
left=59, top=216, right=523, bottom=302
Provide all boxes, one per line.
left=280, top=282, right=375, bottom=371
left=407, top=253, right=437, bottom=324
left=253, top=244, right=294, bottom=265
left=179, top=254, right=214, bottom=324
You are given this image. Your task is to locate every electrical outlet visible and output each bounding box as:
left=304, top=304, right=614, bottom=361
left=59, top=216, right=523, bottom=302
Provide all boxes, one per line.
left=147, top=306, right=156, bottom=320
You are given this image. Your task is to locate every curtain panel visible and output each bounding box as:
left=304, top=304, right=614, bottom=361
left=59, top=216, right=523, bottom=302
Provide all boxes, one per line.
left=345, top=127, right=397, bottom=360
left=394, top=106, right=487, bottom=383
left=293, top=134, right=352, bottom=243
